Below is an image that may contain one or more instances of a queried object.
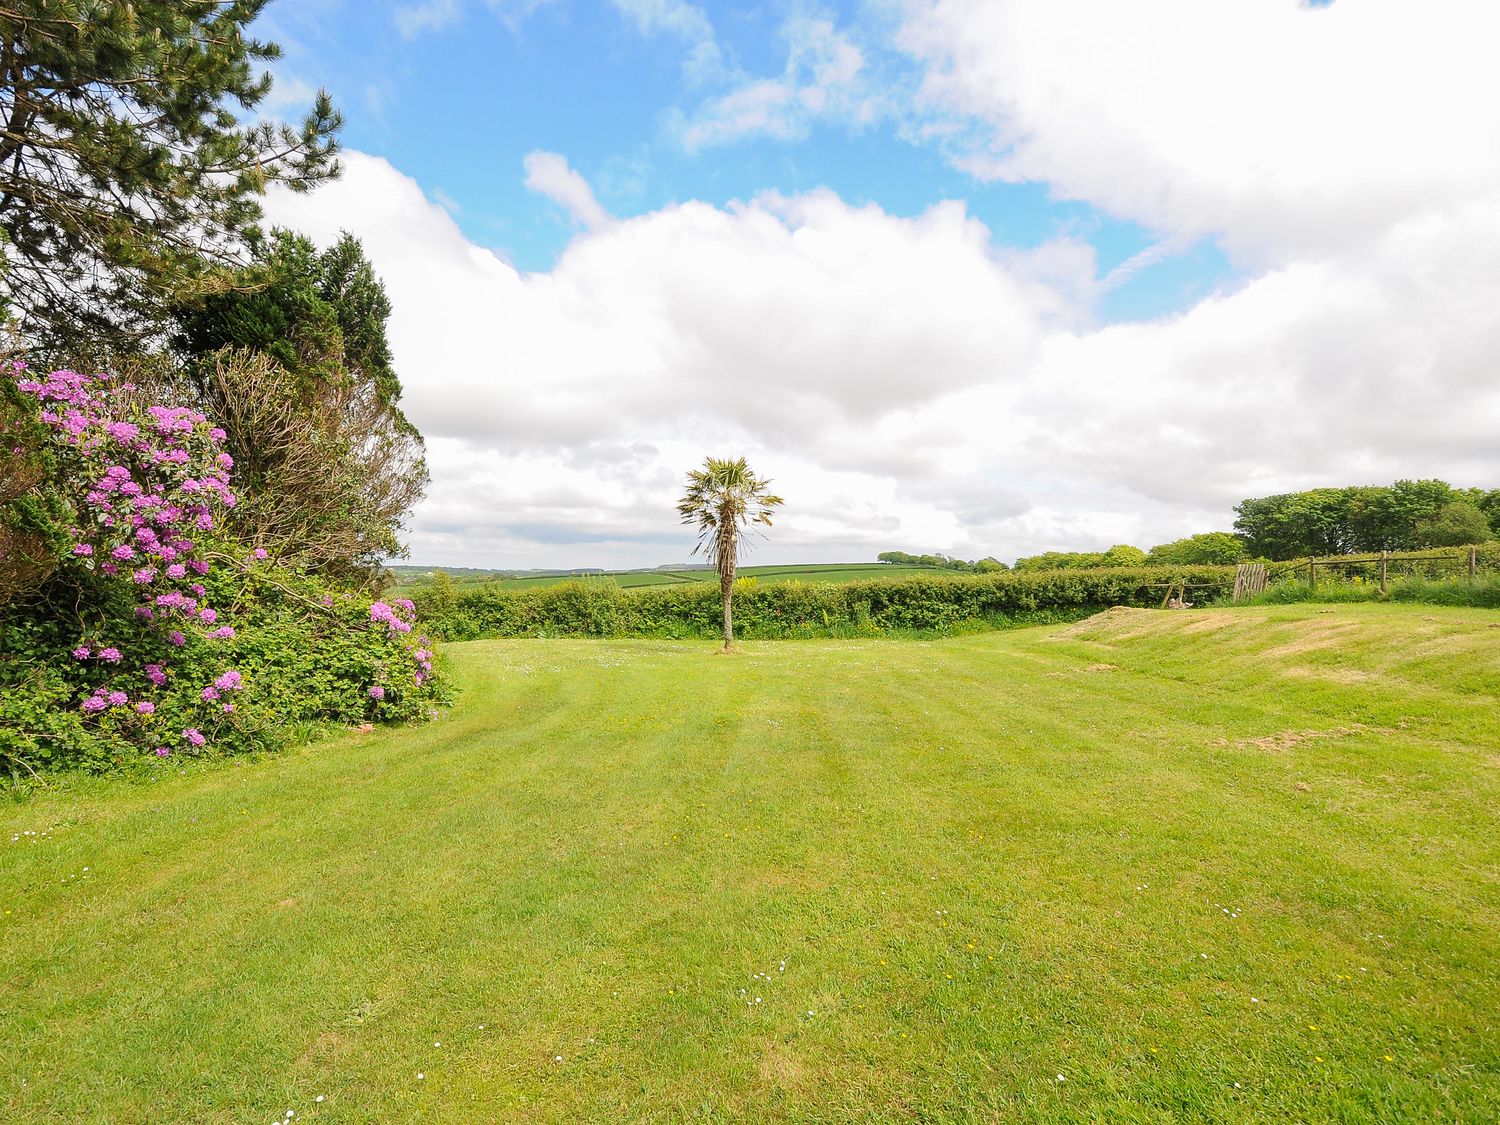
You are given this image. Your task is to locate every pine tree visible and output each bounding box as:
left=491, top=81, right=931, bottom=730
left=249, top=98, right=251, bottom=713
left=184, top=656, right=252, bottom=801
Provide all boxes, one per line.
left=0, top=1, right=341, bottom=352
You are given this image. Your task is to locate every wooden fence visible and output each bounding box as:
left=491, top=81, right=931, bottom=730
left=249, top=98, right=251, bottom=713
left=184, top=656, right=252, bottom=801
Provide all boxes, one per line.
left=1304, top=545, right=1484, bottom=594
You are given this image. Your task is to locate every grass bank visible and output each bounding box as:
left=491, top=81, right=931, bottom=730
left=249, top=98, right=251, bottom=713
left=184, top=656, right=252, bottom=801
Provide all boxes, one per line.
left=2, top=603, right=1497, bottom=1122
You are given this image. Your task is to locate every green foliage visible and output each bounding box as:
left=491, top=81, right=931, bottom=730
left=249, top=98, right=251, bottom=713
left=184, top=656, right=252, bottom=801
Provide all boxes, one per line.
left=1014, top=550, right=1111, bottom=571
left=0, top=662, right=108, bottom=777
left=0, top=2, right=341, bottom=352
left=1146, top=531, right=1247, bottom=566
left=1415, top=500, right=1492, bottom=547
left=412, top=565, right=1247, bottom=641
left=0, top=558, right=445, bottom=777
left=1, top=364, right=441, bottom=778
left=170, top=231, right=428, bottom=580
left=1102, top=544, right=1147, bottom=567
left=0, top=374, right=68, bottom=600
left=1253, top=574, right=1500, bottom=610
left=1234, top=479, right=1494, bottom=559
left=877, top=550, right=1007, bottom=572
left=175, top=230, right=406, bottom=415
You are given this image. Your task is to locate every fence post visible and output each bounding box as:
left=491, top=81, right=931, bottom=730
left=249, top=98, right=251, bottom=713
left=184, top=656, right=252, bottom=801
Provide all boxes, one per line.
left=1379, top=550, right=1388, bottom=595
left=1308, top=558, right=1316, bottom=588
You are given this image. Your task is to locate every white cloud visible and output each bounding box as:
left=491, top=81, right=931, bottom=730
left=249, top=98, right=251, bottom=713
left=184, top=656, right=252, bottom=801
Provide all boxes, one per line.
left=394, top=0, right=462, bottom=38
left=608, top=0, right=723, bottom=82
left=897, top=0, right=1500, bottom=263
left=677, top=14, right=878, bottom=150
left=262, top=140, right=1500, bottom=568
left=523, top=151, right=613, bottom=230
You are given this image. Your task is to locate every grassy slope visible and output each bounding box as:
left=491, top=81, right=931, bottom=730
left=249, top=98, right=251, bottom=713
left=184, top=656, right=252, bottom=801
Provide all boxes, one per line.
left=2, top=604, right=1498, bottom=1123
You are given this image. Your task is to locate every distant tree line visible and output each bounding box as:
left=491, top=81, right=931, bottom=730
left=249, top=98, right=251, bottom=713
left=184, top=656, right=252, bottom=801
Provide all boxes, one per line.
left=1233, top=480, right=1496, bottom=559
left=877, top=551, right=1008, bottom=573
left=884, top=479, right=1497, bottom=573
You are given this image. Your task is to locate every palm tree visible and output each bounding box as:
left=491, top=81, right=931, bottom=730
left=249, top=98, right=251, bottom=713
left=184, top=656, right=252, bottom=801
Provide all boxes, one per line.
left=677, top=457, right=784, bottom=651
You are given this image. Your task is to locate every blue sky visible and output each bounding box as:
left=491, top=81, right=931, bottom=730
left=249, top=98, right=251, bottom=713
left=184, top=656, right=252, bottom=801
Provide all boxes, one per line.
left=260, top=0, right=1232, bottom=325
left=255, top=1, right=1500, bottom=568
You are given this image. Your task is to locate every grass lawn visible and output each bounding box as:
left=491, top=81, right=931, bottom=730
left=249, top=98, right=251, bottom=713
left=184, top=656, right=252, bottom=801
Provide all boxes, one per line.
left=3, top=603, right=1498, bottom=1123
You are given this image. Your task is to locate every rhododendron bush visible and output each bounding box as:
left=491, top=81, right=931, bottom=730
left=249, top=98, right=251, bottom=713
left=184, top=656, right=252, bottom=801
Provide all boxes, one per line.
left=0, top=365, right=442, bottom=776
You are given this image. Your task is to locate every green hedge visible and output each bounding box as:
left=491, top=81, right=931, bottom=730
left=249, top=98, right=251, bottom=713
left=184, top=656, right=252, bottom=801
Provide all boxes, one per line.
left=411, top=566, right=1250, bottom=641
left=410, top=545, right=1500, bottom=643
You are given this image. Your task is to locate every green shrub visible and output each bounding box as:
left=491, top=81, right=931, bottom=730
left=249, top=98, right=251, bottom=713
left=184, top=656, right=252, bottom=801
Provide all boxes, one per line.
left=408, top=547, right=1500, bottom=643
left=410, top=566, right=1251, bottom=641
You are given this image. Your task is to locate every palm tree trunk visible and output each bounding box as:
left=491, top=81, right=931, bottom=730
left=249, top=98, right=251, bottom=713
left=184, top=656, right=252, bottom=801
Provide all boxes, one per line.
left=720, top=557, right=736, bottom=650
left=720, top=506, right=736, bottom=651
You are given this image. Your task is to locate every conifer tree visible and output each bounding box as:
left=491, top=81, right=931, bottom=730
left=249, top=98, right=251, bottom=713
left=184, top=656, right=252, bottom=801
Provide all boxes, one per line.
left=0, top=1, right=341, bottom=351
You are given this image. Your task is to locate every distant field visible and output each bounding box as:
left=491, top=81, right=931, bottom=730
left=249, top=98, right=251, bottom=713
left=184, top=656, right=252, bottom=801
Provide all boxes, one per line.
left=391, top=562, right=952, bottom=594
left=4, top=603, right=1497, bottom=1122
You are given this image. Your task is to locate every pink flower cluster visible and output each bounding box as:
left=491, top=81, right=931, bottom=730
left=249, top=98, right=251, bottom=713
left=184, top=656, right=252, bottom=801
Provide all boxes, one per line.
left=11, top=364, right=247, bottom=749
left=14, top=363, right=442, bottom=753
left=368, top=600, right=436, bottom=697
left=369, top=599, right=416, bottom=634
left=201, top=669, right=244, bottom=712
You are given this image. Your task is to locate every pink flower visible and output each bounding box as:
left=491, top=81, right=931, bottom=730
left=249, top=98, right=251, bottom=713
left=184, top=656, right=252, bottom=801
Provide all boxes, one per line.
left=135, top=701, right=155, bottom=715
left=201, top=686, right=220, bottom=702
left=368, top=685, right=385, bottom=700
left=146, top=663, right=167, bottom=685
left=106, top=691, right=128, bottom=707
left=182, top=728, right=205, bottom=747
left=98, top=647, right=122, bottom=663
left=208, top=626, right=236, bottom=640
left=168, top=631, right=186, bottom=646
left=252, top=548, right=268, bottom=560
left=81, top=695, right=108, bottom=714
left=72, top=543, right=93, bottom=557
left=72, top=646, right=91, bottom=660
left=154, top=746, right=171, bottom=757
left=213, top=670, right=242, bottom=692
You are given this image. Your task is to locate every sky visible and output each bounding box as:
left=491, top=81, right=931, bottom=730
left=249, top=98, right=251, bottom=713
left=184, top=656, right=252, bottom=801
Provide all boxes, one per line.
left=252, top=0, right=1500, bottom=569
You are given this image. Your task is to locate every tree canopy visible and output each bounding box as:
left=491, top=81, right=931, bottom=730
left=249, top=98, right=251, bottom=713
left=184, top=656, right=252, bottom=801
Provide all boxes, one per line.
left=0, top=0, right=341, bottom=353
left=1146, top=532, right=1246, bottom=567
left=170, top=230, right=427, bottom=582
left=1234, top=480, right=1495, bottom=559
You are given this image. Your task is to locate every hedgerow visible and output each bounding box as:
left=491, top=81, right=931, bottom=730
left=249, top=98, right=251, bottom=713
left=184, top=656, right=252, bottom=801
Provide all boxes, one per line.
left=411, top=566, right=1251, bottom=641
left=410, top=544, right=1500, bottom=642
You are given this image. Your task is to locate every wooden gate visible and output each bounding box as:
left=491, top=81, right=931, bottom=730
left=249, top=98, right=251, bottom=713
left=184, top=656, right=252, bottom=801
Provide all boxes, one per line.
left=1233, top=563, right=1268, bottom=603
